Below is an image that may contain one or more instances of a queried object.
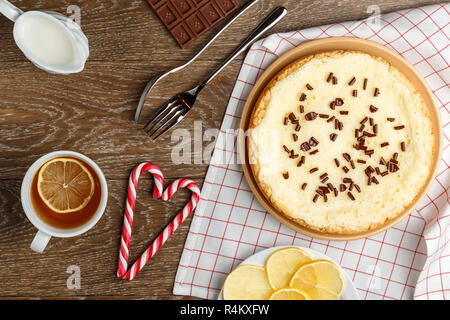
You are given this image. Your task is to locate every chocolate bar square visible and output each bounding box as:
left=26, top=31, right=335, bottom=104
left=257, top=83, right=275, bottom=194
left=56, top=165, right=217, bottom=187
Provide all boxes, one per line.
left=148, top=0, right=237, bottom=48
left=156, top=2, right=181, bottom=29
left=172, top=0, right=196, bottom=18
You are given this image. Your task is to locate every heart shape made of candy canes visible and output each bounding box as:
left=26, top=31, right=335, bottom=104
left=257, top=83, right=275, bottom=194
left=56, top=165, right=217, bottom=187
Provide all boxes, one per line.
left=117, top=162, right=200, bottom=280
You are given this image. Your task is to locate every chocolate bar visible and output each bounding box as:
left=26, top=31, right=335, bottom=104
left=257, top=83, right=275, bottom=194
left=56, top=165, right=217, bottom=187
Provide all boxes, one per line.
left=148, top=0, right=238, bottom=48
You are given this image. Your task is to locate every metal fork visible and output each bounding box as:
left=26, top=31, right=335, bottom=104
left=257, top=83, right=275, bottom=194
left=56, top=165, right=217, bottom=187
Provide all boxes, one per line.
left=143, top=6, right=287, bottom=140
left=135, top=0, right=260, bottom=124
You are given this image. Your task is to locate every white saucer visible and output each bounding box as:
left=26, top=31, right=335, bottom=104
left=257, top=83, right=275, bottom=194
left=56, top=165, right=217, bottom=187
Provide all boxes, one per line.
left=219, top=245, right=360, bottom=300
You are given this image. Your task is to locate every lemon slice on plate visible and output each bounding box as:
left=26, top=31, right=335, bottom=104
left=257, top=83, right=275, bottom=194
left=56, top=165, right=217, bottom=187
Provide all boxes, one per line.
left=289, top=259, right=345, bottom=300
left=265, top=247, right=313, bottom=290
left=37, top=157, right=95, bottom=213
left=268, top=287, right=310, bottom=300
left=222, top=264, right=272, bottom=300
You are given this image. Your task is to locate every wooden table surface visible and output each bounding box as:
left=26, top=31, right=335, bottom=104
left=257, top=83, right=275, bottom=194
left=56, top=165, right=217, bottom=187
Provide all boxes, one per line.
left=0, top=0, right=442, bottom=299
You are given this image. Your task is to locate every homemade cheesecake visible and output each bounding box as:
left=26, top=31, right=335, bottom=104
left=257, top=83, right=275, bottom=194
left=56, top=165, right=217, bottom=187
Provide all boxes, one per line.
left=248, top=50, right=434, bottom=234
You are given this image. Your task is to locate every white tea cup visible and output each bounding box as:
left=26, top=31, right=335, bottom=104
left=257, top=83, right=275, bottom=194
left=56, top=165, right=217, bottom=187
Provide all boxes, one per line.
left=0, top=0, right=89, bottom=74
left=21, top=151, right=108, bottom=253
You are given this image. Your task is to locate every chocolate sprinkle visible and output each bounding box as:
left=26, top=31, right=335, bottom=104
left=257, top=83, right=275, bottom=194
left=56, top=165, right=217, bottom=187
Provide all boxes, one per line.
left=295, top=124, right=301, bottom=132
left=300, top=142, right=311, bottom=152
left=393, top=152, right=399, bottom=160
left=327, top=72, right=334, bottom=82
left=319, top=186, right=330, bottom=194
left=299, top=93, right=307, bottom=101
left=288, top=112, right=296, bottom=122
left=301, top=183, right=307, bottom=190
left=363, top=78, right=368, bottom=90
left=387, top=117, right=395, bottom=122
left=329, top=101, right=336, bottom=110
left=320, top=173, right=328, bottom=179
left=360, top=117, right=368, bottom=124
left=350, top=160, right=356, bottom=169
left=394, top=125, right=405, bottom=130
left=369, top=105, right=378, bottom=113
left=313, top=194, right=319, bottom=203
left=321, top=177, right=329, bottom=183
left=388, top=162, right=399, bottom=172
left=340, top=184, right=347, bottom=192
left=333, top=188, right=338, bottom=197
left=309, top=149, right=319, bottom=155
left=283, top=145, right=290, bottom=153
left=306, top=83, right=314, bottom=90
left=305, top=112, right=318, bottom=121
left=347, top=192, right=355, bottom=200
left=330, top=133, right=338, bottom=141
left=327, top=116, right=335, bottom=123
left=309, top=137, right=319, bottom=147
left=374, top=87, right=380, bottom=96
left=283, top=172, right=289, bottom=179
left=332, top=76, right=337, bottom=85
left=335, top=98, right=344, bottom=106
left=380, top=142, right=389, bottom=147
left=373, top=124, right=378, bottom=134
left=297, top=156, right=306, bottom=167
left=299, top=105, right=304, bottom=113
left=342, top=166, right=349, bottom=173
left=348, top=77, right=356, bottom=86
left=293, top=133, right=298, bottom=142
left=365, top=166, right=375, bottom=176
left=352, top=90, right=358, bottom=97
left=401, top=141, right=406, bottom=152
left=343, top=153, right=351, bottom=161
left=283, top=117, right=288, bottom=125
left=357, top=159, right=366, bottom=164
left=334, top=158, right=340, bottom=167
left=319, top=114, right=330, bottom=118
left=309, top=167, right=319, bottom=173
left=339, top=111, right=349, bottom=115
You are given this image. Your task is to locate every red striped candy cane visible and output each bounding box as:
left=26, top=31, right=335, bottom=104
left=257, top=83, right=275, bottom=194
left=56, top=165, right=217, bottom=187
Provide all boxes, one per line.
left=117, top=162, right=164, bottom=278
left=117, top=165, right=200, bottom=280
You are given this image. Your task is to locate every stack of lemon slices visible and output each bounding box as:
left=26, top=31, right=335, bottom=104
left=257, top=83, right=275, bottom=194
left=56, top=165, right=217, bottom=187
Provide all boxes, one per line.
left=222, top=247, right=345, bottom=300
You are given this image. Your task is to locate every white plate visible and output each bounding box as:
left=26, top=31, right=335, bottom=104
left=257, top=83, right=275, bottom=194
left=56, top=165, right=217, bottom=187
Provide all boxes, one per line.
left=219, top=245, right=360, bottom=300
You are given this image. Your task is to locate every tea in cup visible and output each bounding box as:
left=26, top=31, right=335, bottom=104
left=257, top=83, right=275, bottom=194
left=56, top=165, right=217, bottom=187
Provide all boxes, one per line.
left=21, top=151, right=108, bottom=253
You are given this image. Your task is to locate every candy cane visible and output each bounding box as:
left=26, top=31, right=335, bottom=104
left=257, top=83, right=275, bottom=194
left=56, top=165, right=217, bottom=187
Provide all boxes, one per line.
left=117, top=162, right=164, bottom=279
left=117, top=163, right=200, bottom=280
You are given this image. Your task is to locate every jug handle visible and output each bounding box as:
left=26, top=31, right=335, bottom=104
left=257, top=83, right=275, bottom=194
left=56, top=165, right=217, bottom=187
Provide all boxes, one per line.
left=0, top=0, right=23, bottom=22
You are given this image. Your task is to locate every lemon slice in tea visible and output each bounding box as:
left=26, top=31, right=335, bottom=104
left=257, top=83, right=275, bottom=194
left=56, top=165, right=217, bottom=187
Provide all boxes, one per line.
left=37, top=157, right=95, bottom=213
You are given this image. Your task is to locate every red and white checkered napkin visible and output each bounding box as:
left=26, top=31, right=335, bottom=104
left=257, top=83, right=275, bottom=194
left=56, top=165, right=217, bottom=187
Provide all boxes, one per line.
left=173, top=3, right=449, bottom=300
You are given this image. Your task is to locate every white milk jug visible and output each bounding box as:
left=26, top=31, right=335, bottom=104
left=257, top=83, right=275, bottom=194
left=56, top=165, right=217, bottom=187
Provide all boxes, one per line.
left=0, top=0, right=89, bottom=74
